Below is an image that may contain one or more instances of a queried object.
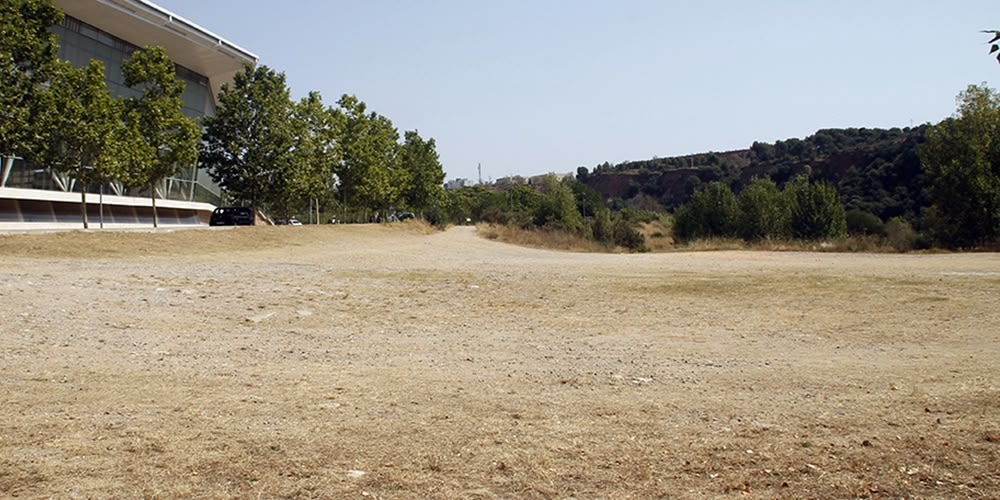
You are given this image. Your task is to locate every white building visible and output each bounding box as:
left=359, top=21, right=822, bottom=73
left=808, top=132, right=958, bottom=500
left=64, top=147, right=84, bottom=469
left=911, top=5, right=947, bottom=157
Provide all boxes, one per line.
left=0, top=0, right=257, bottom=229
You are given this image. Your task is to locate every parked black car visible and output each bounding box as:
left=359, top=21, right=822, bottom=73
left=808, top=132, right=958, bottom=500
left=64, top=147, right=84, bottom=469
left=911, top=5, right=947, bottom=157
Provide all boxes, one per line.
left=209, top=207, right=254, bottom=226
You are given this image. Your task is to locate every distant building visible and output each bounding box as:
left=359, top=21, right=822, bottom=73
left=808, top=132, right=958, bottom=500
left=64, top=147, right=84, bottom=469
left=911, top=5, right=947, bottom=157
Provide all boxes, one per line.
left=1, top=0, right=257, bottom=229
left=444, top=178, right=475, bottom=191
left=534, top=172, right=574, bottom=183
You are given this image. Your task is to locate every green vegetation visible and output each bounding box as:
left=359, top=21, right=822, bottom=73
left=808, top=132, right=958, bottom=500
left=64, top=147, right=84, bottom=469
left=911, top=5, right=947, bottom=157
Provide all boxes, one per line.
left=784, top=174, right=847, bottom=240
left=585, top=126, right=927, bottom=222
left=399, top=131, right=446, bottom=219
left=0, top=0, right=62, bottom=161
left=737, top=177, right=787, bottom=241
left=199, top=64, right=298, bottom=216
left=2, top=1, right=200, bottom=228
left=919, top=84, right=1000, bottom=248
left=672, top=182, right=739, bottom=241
left=2, top=1, right=446, bottom=227
left=3, top=2, right=999, bottom=251
left=198, top=64, right=445, bottom=223
left=121, top=46, right=201, bottom=228
left=582, top=82, right=1000, bottom=250
left=440, top=175, right=646, bottom=251
left=673, top=174, right=846, bottom=244
left=333, top=94, right=407, bottom=218
left=34, top=59, right=133, bottom=228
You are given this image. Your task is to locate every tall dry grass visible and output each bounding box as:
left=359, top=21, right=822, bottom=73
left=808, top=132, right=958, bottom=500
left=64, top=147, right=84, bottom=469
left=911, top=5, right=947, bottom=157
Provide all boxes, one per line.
left=665, top=235, right=939, bottom=254
left=476, top=224, right=619, bottom=253
left=476, top=217, right=933, bottom=255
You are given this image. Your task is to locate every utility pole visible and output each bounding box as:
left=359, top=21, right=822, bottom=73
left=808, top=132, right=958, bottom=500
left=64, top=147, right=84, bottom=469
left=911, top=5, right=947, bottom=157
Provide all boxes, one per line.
left=478, top=163, right=482, bottom=185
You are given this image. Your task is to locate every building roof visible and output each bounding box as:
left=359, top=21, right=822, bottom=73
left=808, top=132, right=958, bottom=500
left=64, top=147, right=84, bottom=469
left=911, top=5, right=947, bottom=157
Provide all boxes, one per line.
left=53, top=0, right=258, bottom=100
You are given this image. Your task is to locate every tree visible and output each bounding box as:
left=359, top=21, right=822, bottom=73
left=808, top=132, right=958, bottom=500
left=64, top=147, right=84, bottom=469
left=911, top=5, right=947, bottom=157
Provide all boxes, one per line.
left=611, top=214, right=646, bottom=251
left=284, top=91, right=342, bottom=219
left=845, top=209, right=885, bottom=236
left=335, top=94, right=403, bottom=217
left=672, top=181, right=738, bottom=241
left=201, top=64, right=296, bottom=217
left=920, top=84, right=1000, bottom=247
left=33, top=60, right=140, bottom=228
left=737, top=177, right=788, bottom=241
left=121, top=45, right=200, bottom=228
left=570, top=179, right=603, bottom=219
left=399, top=130, right=445, bottom=216
left=534, top=175, right=584, bottom=233
left=784, top=174, right=847, bottom=240
left=0, top=0, right=63, bottom=160
left=441, top=185, right=503, bottom=224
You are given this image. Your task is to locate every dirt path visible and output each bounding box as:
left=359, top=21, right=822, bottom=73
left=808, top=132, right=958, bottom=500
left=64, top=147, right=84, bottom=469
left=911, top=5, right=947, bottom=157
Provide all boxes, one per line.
left=1, top=225, right=998, bottom=498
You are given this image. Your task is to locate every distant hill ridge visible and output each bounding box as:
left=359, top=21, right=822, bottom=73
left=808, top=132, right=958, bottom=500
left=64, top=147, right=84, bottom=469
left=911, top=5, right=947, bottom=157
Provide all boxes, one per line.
left=579, top=126, right=928, bottom=221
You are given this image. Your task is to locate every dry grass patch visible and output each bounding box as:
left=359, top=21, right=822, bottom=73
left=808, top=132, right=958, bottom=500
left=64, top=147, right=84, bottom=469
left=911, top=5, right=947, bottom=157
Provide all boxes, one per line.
left=476, top=223, right=613, bottom=252
left=672, top=235, right=946, bottom=254
left=638, top=219, right=674, bottom=252
left=0, top=221, right=436, bottom=260
left=1, top=226, right=998, bottom=498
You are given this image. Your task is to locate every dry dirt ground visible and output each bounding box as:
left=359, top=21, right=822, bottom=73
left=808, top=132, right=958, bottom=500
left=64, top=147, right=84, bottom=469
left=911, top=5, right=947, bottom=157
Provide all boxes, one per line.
left=1, top=224, right=998, bottom=499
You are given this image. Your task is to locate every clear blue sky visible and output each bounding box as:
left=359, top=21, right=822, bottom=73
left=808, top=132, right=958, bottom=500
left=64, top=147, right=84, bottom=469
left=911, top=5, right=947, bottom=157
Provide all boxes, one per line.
left=155, top=0, right=998, bottom=182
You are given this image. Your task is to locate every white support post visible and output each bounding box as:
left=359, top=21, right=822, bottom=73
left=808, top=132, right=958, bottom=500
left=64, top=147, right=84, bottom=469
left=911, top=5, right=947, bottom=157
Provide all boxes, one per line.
left=1, top=156, right=15, bottom=188
left=51, top=170, right=74, bottom=192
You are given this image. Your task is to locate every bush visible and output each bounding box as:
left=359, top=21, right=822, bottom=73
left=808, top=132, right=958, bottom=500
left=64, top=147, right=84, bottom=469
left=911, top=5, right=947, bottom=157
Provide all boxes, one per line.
left=612, top=217, right=646, bottom=251
left=884, top=216, right=918, bottom=251
left=534, top=175, right=584, bottom=234
left=737, top=177, right=788, bottom=241
left=619, top=207, right=659, bottom=224
left=671, top=204, right=697, bottom=242
left=920, top=84, right=1000, bottom=248
left=424, top=204, right=447, bottom=228
left=845, top=209, right=885, bottom=236
left=671, top=182, right=738, bottom=242
left=590, top=209, right=613, bottom=243
left=785, top=175, right=847, bottom=240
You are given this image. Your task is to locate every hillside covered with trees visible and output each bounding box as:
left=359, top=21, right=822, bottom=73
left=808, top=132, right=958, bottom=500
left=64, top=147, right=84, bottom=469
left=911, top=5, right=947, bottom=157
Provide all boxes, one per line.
left=575, top=96, right=1000, bottom=250
left=581, top=125, right=928, bottom=223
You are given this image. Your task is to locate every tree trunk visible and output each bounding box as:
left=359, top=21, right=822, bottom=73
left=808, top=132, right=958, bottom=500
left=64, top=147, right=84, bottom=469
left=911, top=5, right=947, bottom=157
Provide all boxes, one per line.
left=151, top=182, right=159, bottom=228
left=81, top=183, right=89, bottom=229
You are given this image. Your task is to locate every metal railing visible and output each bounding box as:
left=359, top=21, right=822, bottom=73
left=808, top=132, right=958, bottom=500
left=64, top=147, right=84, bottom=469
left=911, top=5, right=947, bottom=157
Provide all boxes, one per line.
left=0, top=156, right=222, bottom=207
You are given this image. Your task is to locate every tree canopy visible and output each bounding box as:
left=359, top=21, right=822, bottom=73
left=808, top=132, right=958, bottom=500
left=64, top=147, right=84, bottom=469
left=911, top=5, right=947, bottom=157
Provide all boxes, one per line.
left=920, top=84, right=1000, bottom=248
left=399, top=130, right=446, bottom=216
left=285, top=91, right=342, bottom=216
left=200, top=64, right=296, bottom=214
left=34, top=60, right=136, bottom=227
left=0, top=0, right=62, bottom=159
left=121, top=45, right=200, bottom=227
left=201, top=70, right=447, bottom=221
left=334, top=94, right=403, bottom=215
left=672, top=175, right=846, bottom=243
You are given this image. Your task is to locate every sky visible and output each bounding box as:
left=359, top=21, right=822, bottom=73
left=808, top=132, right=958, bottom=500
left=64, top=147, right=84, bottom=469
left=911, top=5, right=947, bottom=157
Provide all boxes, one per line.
left=153, top=0, right=999, bottom=182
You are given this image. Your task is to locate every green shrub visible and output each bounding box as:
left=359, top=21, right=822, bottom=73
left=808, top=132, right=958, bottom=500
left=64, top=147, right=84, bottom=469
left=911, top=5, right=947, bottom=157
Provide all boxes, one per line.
left=590, top=209, right=613, bottom=244
left=534, top=175, right=584, bottom=234
left=737, top=177, right=788, bottom=241
left=845, top=209, right=885, bottom=236
left=612, top=217, right=646, bottom=251
left=672, top=182, right=738, bottom=242
left=885, top=216, right=918, bottom=252
left=619, top=207, right=659, bottom=224
left=785, top=175, right=847, bottom=240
